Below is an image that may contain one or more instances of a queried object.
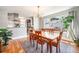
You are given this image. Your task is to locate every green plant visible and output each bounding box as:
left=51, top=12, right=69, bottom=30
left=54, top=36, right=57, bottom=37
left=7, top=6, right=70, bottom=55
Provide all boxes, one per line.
left=62, top=16, right=74, bottom=29
left=0, top=27, right=12, bottom=46
left=62, top=16, right=79, bottom=46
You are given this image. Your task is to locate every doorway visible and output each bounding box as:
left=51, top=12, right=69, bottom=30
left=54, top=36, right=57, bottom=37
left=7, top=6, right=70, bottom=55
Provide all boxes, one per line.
left=26, top=18, right=33, bottom=34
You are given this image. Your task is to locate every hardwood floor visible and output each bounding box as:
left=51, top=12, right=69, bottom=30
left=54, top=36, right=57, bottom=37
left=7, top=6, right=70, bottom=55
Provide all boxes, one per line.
left=2, top=39, right=26, bottom=53
left=1, top=37, right=79, bottom=53
left=23, top=38, right=79, bottom=53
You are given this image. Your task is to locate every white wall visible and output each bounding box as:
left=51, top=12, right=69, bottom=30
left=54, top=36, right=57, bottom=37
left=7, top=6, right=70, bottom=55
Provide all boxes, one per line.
left=10, top=17, right=27, bottom=39
left=72, top=7, right=79, bottom=39
left=43, top=7, right=79, bottom=40
left=33, top=16, right=40, bottom=30
left=0, top=11, right=8, bottom=27
left=0, top=10, right=27, bottom=39
left=10, top=27, right=27, bottom=39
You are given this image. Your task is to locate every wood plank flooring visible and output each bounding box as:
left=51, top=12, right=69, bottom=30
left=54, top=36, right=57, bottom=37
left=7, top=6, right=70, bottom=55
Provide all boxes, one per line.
left=1, top=37, right=79, bottom=53
left=2, top=39, right=25, bottom=53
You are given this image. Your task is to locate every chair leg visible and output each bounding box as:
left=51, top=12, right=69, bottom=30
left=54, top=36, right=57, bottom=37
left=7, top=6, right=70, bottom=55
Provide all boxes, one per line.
left=50, top=45, right=52, bottom=53
left=30, top=39, right=32, bottom=45
left=36, top=43, right=38, bottom=50
left=33, top=40, right=35, bottom=47
left=47, top=43, right=49, bottom=52
left=59, top=47, right=60, bottom=53
left=56, top=47, right=58, bottom=53
left=41, top=45, right=43, bottom=53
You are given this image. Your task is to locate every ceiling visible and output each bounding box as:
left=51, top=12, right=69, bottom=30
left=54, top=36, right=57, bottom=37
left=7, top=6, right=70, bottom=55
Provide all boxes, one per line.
left=0, top=6, right=73, bottom=17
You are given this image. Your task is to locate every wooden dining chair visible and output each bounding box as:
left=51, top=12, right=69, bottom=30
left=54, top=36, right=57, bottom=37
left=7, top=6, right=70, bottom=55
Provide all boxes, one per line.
left=35, top=30, right=49, bottom=53
left=29, top=29, right=35, bottom=46
left=29, top=29, right=33, bottom=43
left=29, top=33, right=33, bottom=45
left=34, top=31, right=42, bottom=48
left=30, top=31, right=42, bottom=47
left=48, top=31, right=63, bottom=53
left=36, top=36, right=46, bottom=53
left=35, top=31, right=42, bottom=35
left=34, top=31, right=46, bottom=53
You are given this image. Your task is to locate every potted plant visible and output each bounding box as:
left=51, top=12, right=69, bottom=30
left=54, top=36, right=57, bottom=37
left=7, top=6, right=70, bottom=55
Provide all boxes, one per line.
left=0, top=27, right=12, bottom=46
left=74, top=39, right=79, bottom=46
left=61, top=16, right=79, bottom=46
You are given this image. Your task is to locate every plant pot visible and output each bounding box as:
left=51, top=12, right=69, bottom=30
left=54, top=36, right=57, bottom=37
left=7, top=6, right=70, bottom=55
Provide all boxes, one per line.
left=3, top=43, right=8, bottom=46
left=75, top=44, right=79, bottom=47
left=74, top=45, right=79, bottom=53
left=3, top=41, right=8, bottom=46
left=0, top=41, right=2, bottom=53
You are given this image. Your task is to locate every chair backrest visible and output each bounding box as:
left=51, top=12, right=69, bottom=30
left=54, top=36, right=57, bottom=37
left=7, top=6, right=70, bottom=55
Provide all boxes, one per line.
left=29, top=29, right=33, bottom=34
left=37, top=36, right=45, bottom=45
left=35, top=31, right=42, bottom=36
left=57, top=31, right=63, bottom=43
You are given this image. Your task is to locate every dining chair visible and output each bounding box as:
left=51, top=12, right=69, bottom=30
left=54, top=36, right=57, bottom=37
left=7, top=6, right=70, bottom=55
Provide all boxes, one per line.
left=30, top=30, right=42, bottom=47
left=36, top=36, right=46, bottom=53
left=29, top=29, right=34, bottom=46
left=34, top=31, right=42, bottom=49
left=29, top=33, right=33, bottom=45
left=48, top=31, right=63, bottom=53
left=35, top=31, right=42, bottom=36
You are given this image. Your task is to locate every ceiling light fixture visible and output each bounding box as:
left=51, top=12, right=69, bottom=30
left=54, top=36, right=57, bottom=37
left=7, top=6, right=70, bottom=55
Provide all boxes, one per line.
left=37, top=6, right=40, bottom=18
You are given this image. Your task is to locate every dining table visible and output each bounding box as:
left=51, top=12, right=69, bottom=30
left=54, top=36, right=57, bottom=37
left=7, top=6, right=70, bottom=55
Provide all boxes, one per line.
left=30, top=29, right=72, bottom=53
left=31, top=30, right=60, bottom=53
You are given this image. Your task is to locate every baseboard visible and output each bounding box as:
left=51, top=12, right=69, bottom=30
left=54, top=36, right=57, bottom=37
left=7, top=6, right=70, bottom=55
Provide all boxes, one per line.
left=12, top=35, right=27, bottom=40
left=62, top=39, right=74, bottom=43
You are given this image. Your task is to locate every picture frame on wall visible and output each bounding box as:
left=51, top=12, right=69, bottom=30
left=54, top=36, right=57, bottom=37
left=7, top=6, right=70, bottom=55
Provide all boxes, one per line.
left=8, top=13, right=20, bottom=28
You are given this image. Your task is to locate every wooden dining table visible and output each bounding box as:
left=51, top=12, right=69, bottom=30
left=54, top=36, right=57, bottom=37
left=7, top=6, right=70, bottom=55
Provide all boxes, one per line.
left=31, top=31, right=60, bottom=53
